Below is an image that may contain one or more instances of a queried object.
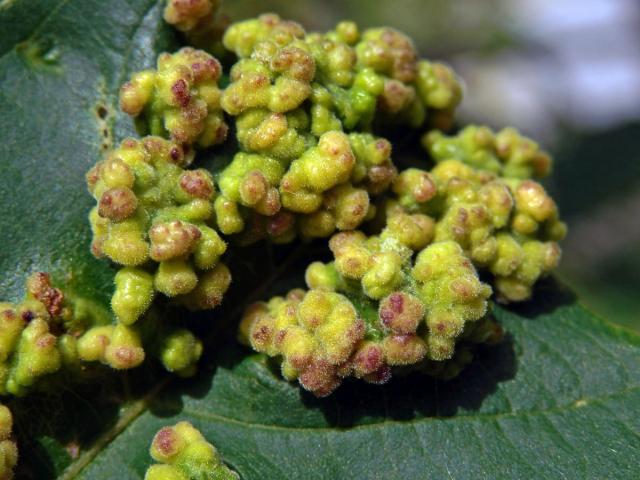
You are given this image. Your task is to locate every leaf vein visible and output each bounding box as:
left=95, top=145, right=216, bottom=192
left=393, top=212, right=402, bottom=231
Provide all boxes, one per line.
left=179, top=385, right=640, bottom=433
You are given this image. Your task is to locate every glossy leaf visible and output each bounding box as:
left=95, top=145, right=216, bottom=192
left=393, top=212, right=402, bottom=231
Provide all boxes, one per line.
left=0, top=2, right=638, bottom=479
left=74, top=282, right=640, bottom=479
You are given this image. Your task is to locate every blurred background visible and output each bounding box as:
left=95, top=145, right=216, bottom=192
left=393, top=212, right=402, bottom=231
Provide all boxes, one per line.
left=224, top=0, right=640, bottom=331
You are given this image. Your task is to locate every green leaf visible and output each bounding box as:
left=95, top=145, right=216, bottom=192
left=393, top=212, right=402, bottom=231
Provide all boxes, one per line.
left=0, top=0, right=176, bottom=305
left=1, top=1, right=639, bottom=479
left=0, top=0, right=178, bottom=475
left=63, top=282, right=638, bottom=480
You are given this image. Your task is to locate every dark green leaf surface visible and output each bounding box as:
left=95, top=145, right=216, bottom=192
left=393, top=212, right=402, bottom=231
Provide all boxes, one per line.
left=0, top=0, right=176, bottom=304
left=0, top=1, right=638, bottom=479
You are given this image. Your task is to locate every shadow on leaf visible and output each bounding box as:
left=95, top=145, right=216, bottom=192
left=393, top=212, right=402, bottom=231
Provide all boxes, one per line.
left=146, top=331, right=516, bottom=432
left=11, top=371, right=128, bottom=479
left=502, top=276, right=577, bottom=319
left=10, top=354, right=186, bottom=479
left=301, top=334, right=517, bottom=427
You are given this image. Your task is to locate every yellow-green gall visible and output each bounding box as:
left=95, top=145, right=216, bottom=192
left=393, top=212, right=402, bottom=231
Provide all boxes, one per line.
left=385, top=159, right=565, bottom=300
left=111, top=268, right=155, bottom=325
left=355, top=27, right=418, bottom=83
left=78, top=324, right=145, bottom=370
left=392, top=168, right=437, bottom=212
left=415, top=60, right=463, bottom=113
left=223, top=13, right=305, bottom=59
left=240, top=289, right=365, bottom=396
left=164, top=0, right=218, bottom=33
left=304, top=262, right=340, bottom=291
left=348, top=133, right=397, bottom=194
left=494, top=240, right=561, bottom=302
left=244, top=229, right=504, bottom=394
left=155, top=260, right=199, bottom=296
left=235, top=109, right=312, bottom=160
left=298, top=290, right=364, bottom=365
left=329, top=231, right=373, bottom=280
left=216, top=131, right=385, bottom=242
left=217, top=152, right=286, bottom=220
left=328, top=230, right=412, bottom=300
left=380, top=211, right=435, bottom=251
left=120, top=47, right=227, bottom=148
left=308, top=83, right=343, bottom=136
left=430, top=173, right=514, bottom=264
left=495, top=127, right=552, bottom=178
left=0, top=308, right=24, bottom=365
left=349, top=27, right=461, bottom=128
left=489, top=233, right=525, bottom=277
left=214, top=196, right=245, bottom=235
left=325, top=183, right=371, bottom=231
left=434, top=200, right=498, bottom=264
left=296, top=209, right=336, bottom=239
left=309, top=234, right=493, bottom=358
left=413, top=241, right=492, bottom=360
left=88, top=136, right=229, bottom=320
left=306, top=30, right=357, bottom=87
left=76, top=326, right=113, bottom=363
left=361, top=251, right=405, bottom=300
left=0, top=273, right=115, bottom=395
left=309, top=68, right=384, bottom=132
left=192, top=225, right=227, bottom=269
left=378, top=292, right=424, bottom=334
left=149, top=221, right=202, bottom=261
left=221, top=41, right=315, bottom=115
left=331, top=21, right=360, bottom=45
left=103, top=324, right=145, bottom=370
left=430, top=158, right=485, bottom=186
left=478, top=180, right=514, bottom=229
left=8, top=318, right=61, bottom=394
left=99, top=215, right=149, bottom=267
left=159, top=329, right=203, bottom=377
left=298, top=183, right=370, bottom=237
left=241, top=271, right=501, bottom=395
left=382, top=334, right=428, bottom=366
left=0, top=404, right=17, bottom=480
left=219, top=15, right=464, bottom=135
left=424, top=125, right=501, bottom=174
left=0, top=276, right=63, bottom=395
left=280, top=131, right=355, bottom=213
left=77, top=323, right=145, bottom=370
left=74, top=321, right=142, bottom=371
left=145, top=422, right=239, bottom=480
left=424, top=125, right=552, bottom=179
left=175, top=263, right=232, bottom=311
left=510, top=180, right=566, bottom=239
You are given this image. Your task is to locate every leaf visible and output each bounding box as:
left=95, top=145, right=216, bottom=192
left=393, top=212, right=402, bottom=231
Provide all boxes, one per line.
left=0, top=0, right=179, bottom=475
left=0, top=0, right=177, bottom=304
left=1, top=1, right=639, bottom=479
left=58, top=280, right=636, bottom=480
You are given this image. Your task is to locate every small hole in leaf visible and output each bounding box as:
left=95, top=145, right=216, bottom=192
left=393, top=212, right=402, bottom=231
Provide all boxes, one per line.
left=96, top=105, right=108, bottom=119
